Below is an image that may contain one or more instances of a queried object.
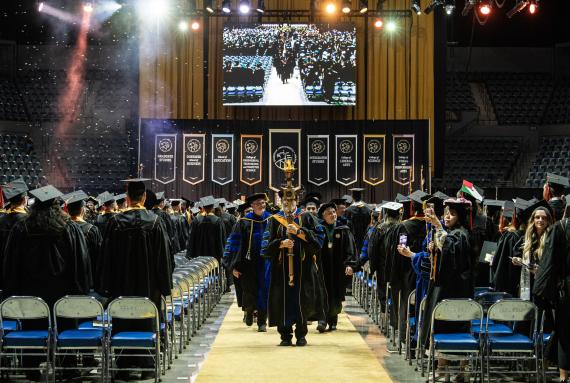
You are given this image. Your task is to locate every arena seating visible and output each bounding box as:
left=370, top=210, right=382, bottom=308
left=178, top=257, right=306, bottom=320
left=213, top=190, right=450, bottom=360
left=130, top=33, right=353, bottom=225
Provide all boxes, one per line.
left=0, top=78, right=28, bottom=121
left=53, top=135, right=130, bottom=193
left=0, top=133, right=45, bottom=187
left=17, top=69, right=66, bottom=121
left=526, top=136, right=570, bottom=188
left=435, top=136, right=522, bottom=189
left=445, top=74, right=477, bottom=112
left=543, top=77, right=570, bottom=124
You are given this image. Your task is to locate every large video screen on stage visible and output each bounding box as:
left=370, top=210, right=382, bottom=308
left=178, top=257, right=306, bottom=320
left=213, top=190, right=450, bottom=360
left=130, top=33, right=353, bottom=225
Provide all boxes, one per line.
left=222, top=23, right=356, bottom=106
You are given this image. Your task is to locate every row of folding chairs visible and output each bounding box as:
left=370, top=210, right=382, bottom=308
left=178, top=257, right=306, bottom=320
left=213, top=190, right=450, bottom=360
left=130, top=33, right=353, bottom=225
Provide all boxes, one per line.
left=353, top=269, right=553, bottom=382
left=0, top=254, right=225, bottom=383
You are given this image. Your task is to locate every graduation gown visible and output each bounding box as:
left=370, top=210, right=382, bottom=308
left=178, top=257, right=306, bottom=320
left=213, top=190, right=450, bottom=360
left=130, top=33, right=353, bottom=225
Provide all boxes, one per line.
left=0, top=208, right=27, bottom=290
left=420, top=226, right=473, bottom=346
left=152, top=208, right=179, bottom=255
left=261, top=209, right=326, bottom=327
left=471, top=213, right=498, bottom=286
left=186, top=213, right=226, bottom=261
left=173, top=213, right=190, bottom=251
left=345, top=202, right=372, bottom=252
left=548, top=198, right=566, bottom=222
left=3, top=218, right=91, bottom=307
left=320, top=223, right=357, bottom=318
left=224, top=211, right=272, bottom=312
left=491, top=229, right=523, bottom=296
left=73, top=220, right=103, bottom=288
left=221, top=212, right=237, bottom=241
left=98, top=208, right=172, bottom=309
left=94, top=212, right=115, bottom=236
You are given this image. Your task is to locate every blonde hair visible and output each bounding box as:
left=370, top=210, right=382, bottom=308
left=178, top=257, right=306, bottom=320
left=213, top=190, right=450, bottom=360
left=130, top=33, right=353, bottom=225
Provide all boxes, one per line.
left=522, top=207, right=552, bottom=263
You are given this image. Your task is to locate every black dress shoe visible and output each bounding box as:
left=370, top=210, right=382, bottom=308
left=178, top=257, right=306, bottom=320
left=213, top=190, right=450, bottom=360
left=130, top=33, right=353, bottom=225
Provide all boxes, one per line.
left=258, top=324, right=267, bottom=332
left=245, top=311, right=254, bottom=326
left=316, top=322, right=327, bottom=333
left=296, top=337, right=307, bottom=346
left=279, top=339, right=293, bottom=346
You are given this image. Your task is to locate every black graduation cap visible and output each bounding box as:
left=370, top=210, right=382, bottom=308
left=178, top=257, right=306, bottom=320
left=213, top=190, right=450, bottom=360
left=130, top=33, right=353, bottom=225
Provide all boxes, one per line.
left=195, top=202, right=202, bottom=209
left=245, top=193, right=268, bottom=204
left=190, top=207, right=200, bottom=215
left=121, top=178, right=150, bottom=196
left=115, top=193, right=127, bottom=204
left=237, top=202, right=251, bottom=215
left=226, top=202, right=237, bottom=212
left=301, top=196, right=320, bottom=208
left=3, top=177, right=28, bottom=201
left=349, top=187, right=364, bottom=201
left=86, top=196, right=99, bottom=206
left=520, top=199, right=552, bottom=224
left=483, top=199, right=505, bottom=208
left=170, top=199, right=181, bottom=207
left=29, top=185, right=63, bottom=204
left=395, top=193, right=411, bottom=203
left=546, top=173, right=570, bottom=188
left=409, top=190, right=429, bottom=205
left=422, top=192, right=448, bottom=216
left=64, top=190, right=88, bottom=210
left=502, top=200, right=516, bottom=219
left=200, top=195, right=217, bottom=208
left=380, top=201, right=403, bottom=211
left=331, top=198, right=348, bottom=206
left=341, top=194, right=353, bottom=205
left=216, top=198, right=228, bottom=206
left=305, top=191, right=323, bottom=202
left=155, top=192, right=165, bottom=201
left=317, top=202, right=336, bottom=219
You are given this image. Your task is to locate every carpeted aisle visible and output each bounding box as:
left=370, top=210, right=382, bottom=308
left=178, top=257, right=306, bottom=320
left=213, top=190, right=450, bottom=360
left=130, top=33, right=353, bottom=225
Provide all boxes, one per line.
left=194, top=298, right=394, bottom=383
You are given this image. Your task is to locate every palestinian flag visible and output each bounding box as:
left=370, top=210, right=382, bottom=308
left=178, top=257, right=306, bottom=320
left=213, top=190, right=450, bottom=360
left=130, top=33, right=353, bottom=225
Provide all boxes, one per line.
left=460, top=180, right=483, bottom=202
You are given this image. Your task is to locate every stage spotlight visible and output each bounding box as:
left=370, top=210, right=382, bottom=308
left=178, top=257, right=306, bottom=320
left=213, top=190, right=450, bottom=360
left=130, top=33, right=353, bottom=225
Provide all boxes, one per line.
left=478, top=1, right=491, bottom=15
left=239, top=0, right=250, bottom=13
left=191, top=20, right=200, bottom=30
left=325, top=3, right=336, bottom=14
left=423, top=0, right=440, bottom=15
left=341, top=0, right=351, bottom=13
left=222, top=0, right=231, bottom=13
left=374, top=18, right=383, bottom=29
left=178, top=20, right=188, bottom=31
left=38, top=2, right=45, bottom=12
left=529, top=0, right=537, bottom=14
left=411, top=0, right=421, bottom=15
left=140, top=0, right=169, bottom=20
left=83, top=2, right=94, bottom=13
left=444, top=0, right=455, bottom=14
left=256, top=0, right=265, bottom=13
left=386, top=20, right=396, bottom=32
left=506, top=0, right=527, bottom=18
left=359, top=0, right=367, bottom=13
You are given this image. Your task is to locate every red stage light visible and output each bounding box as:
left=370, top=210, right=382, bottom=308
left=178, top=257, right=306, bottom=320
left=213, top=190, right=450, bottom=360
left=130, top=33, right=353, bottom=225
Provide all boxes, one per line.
left=529, top=3, right=537, bottom=14
left=479, top=3, right=491, bottom=15
left=374, top=19, right=383, bottom=29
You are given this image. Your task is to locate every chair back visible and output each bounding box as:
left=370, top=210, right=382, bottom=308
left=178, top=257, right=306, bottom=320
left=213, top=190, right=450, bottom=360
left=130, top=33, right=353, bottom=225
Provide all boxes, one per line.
left=432, top=299, right=483, bottom=329
left=107, top=297, right=160, bottom=332
left=408, top=289, right=416, bottom=307
left=1, top=296, right=50, bottom=321
left=54, top=295, right=104, bottom=319
left=475, top=291, right=512, bottom=310
left=487, top=299, right=536, bottom=323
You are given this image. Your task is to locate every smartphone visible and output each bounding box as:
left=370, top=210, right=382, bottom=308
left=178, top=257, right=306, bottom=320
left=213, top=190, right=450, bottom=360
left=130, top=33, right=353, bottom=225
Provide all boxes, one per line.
left=399, top=234, right=408, bottom=246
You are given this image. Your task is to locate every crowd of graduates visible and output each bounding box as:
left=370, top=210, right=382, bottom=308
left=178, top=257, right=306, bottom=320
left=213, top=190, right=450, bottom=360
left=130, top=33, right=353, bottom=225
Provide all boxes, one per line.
left=0, top=171, right=569, bottom=382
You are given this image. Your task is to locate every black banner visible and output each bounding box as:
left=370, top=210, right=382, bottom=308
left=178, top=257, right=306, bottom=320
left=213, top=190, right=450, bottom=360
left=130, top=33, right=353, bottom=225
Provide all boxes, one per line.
left=211, top=134, right=234, bottom=186
left=240, top=134, right=262, bottom=186
left=393, top=134, right=415, bottom=186
left=183, top=134, right=205, bottom=185
left=307, top=135, right=329, bottom=186
left=335, top=135, right=358, bottom=186
left=363, top=135, right=385, bottom=186
left=269, top=129, right=301, bottom=192
left=154, top=134, right=176, bottom=184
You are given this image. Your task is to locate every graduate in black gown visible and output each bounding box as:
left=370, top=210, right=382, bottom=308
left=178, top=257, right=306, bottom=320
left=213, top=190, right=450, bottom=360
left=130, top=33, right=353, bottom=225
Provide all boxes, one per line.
left=94, top=192, right=116, bottom=234
left=218, top=198, right=237, bottom=239
left=534, top=201, right=570, bottom=383
left=0, top=177, right=28, bottom=291
left=186, top=196, right=226, bottom=261
left=171, top=199, right=190, bottom=251
left=97, top=179, right=172, bottom=379
left=65, top=190, right=103, bottom=289
left=316, top=202, right=357, bottom=332
left=345, top=188, right=372, bottom=252
left=544, top=173, right=569, bottom=222
left=3, top=185, right=91, bottom=381
left=261, top=195, right=325, bottom=346
left=145, top=190, right=178, bottom=262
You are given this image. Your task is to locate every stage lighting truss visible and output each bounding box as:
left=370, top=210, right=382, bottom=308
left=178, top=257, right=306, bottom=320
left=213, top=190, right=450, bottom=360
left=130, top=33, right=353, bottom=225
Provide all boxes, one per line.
left=342, top=0, right=351, bottom=14
left=221, top=0, right=231, bottom=13
left=256, top=0, right=265, bottom=13
left=359, top=0, right=368, bottom=13
left=411, top=0, right=421, bottom=15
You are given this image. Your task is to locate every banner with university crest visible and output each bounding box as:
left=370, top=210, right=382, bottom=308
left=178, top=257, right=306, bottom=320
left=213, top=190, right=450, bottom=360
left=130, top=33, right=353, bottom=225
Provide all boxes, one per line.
left=335, top=135, right=358, bottom=186
left=393, top=134, right=415, bottom=186
left=307, top=135, right=329, bottom=186
left=154, top=134, right=176, bottom=184
left=239, top=134, right=263, bottom=186
left=183, top=133, right=206, bottom=185
left=269, top=129, right=301, bottom=192
left=211, top=134, right=234, bottom=186
left=363, top=134, right=385, bottom=186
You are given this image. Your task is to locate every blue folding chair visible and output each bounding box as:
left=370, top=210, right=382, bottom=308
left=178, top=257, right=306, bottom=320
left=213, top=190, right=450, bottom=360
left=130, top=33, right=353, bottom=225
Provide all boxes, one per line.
left=485, top=299, right=539, bottom=383
left=53, top=295, right=105, bottom=382
left=105, top=297, right=161, bottom=383
left=427, top=299, right=484, bottom=383
left=0, top=296, right=51, bottom=383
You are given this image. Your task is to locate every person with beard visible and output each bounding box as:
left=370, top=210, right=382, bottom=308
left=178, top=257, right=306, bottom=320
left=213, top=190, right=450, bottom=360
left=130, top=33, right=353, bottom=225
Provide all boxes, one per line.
left=345, top=188, right=372, bottom=254
left=261, top=191, right=325, bottom=347
left=544, top=173, right=569, bottom=222
left=64, top=190, right=103, bottom=289
left=224, top=193, right=272, bottom=331
left=186, top=196, right=226, bottom=261
left=0, top=178, right=28, bottom=291
left=3, top=185, right=91, bottom=381
left=94, top=192, right=116, bottom=234
left=316, top=202, right=357, bottom=332
left=420, top=198, right=473, bottom=381
left=98, top=179, right=172, bottom=380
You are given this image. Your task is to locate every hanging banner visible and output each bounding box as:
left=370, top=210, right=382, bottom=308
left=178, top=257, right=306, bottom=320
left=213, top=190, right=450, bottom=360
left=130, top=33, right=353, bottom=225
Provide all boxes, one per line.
left=335, top=135, right=358, bottom=186
left=183, top=133, right=206, bottom=185
left=154, top=134, right=176, bottom=184
left=393, top=134, right=415, bottom=186
left=363, top=135, right=385, bottom=186
left=269, top=129, right=301, bottom=192
left=211, top=134, right=234, bottom=186
left=240, top=134, right=263, bottom=186
left=307, top=135, right=329, bottom=186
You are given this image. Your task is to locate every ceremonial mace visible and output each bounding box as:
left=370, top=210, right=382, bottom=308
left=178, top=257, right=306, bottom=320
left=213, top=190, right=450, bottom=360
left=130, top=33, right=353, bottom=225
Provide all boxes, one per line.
left=282, top=159, right=297, bottom=287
